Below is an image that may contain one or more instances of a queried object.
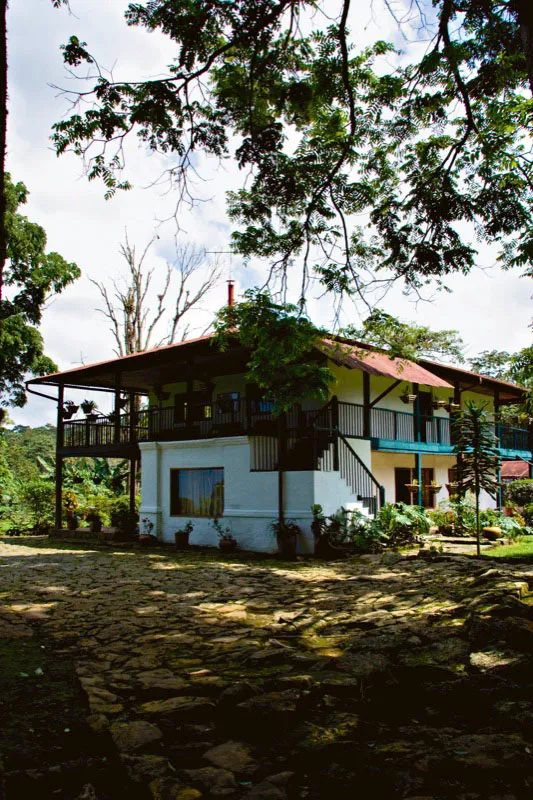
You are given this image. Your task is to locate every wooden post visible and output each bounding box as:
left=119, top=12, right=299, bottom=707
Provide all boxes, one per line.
left=55, top=384, right=64, bottom=531
left=277, top=413, right=286, bottom=523
left=114, top=372, right=121, bottom=444
left=413, top=383, right=421, bottom=442
left=363, top=372, right=371, bottom=438
left=129, top=457, right=136, bottom=515
left=415, top=452, right=423, bottom=507
left=331, top=395, right=339, bottom=471
left=129, top=391, right=136, bottom=444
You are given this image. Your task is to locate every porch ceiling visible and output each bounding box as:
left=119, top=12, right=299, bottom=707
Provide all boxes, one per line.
left=27, top=335, right=249, bottom=393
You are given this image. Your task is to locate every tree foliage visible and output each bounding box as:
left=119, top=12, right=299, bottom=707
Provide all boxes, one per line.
left=346, top=310, right=464, bottom=362
left=453, top=400, right=500, bottom=555
left=51, top=0, right=533, bottom=302
left=0, top=176, right=80, bottom=407
left=214, top=289, right=333, bottom=412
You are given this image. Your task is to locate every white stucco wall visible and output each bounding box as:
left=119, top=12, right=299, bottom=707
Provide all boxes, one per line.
left=139, top=436, right=375, bottom=554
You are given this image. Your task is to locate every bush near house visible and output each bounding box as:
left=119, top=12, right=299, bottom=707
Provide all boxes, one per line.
left=504, top=479, right=533, bottom=508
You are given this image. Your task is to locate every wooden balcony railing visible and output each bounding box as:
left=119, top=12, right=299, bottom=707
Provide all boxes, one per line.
left=62, top=398, right=532, bottom=455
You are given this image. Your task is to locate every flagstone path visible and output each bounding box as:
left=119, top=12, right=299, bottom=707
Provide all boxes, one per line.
left=1, top=538, right=532, bottom=799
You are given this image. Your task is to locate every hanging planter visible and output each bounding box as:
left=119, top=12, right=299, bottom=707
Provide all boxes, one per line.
left=400, top=393, right=417, bottom=404
left=425, top=483, right=442, bottom=493
left=86, top=411, right=99, bottom=422
left=445, top=402, right=460, bottom=413
left=118, top=396, right=129, bottom=410
left=405, top=481, right=420, bottom=494
left=62, top=401, right=79, bottom=419
left=81, top=399, right=98, bottom=416
left=432, top=399, right=447, bottom=410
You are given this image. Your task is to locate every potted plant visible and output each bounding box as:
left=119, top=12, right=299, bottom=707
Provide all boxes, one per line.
left=426, top=480, right=442, bottom=494
left=86, top=510, right=103, bottom=534
left=81, top=399, right=98, bottom=415
left=272, top=519, right=302, bottom=558
left=212, top=518, right=237, bottom=553
left=433, top=399, right=447, bottom=410
left=446, top=481, right=459, bottom=496
left=175, top=520, right=193, bottom=549
left=139, top=517, right=157, bottom=546
left=404, top=478, right=419, bottom=494
left=62, top=400, right=79, bottom=419
left=445, top=402, right=460, bottom=413
left=400, top=392, right=417, bottom=404
left=63, top=489, right=79, bottom=530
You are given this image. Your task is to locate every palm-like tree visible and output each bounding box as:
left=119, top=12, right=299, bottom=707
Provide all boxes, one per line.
left=453, top=401, right=500, bottom=556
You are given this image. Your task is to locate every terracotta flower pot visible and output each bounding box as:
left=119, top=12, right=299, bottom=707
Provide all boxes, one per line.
left=219, top=537, right=237, bottom=553
left=175, top=531, right=190, bottom=550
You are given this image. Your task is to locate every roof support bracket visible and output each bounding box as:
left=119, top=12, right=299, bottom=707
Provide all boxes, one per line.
left=369, top=379, right=402, bottom=409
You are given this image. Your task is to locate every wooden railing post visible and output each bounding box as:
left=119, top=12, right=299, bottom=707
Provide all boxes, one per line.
left=114, top=372, right=121, bottom=444
left=363, top=373, right=371, bottom=438
left=55, top=384, right=64, bottom=531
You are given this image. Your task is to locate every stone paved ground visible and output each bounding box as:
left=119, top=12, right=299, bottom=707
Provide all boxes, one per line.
left=1, top=538, right=533, bottom=800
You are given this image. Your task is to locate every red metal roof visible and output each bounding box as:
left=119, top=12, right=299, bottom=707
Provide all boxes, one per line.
left=319, top=339, right=454, bottom=389
left=501, top=460, right=530, bottom=479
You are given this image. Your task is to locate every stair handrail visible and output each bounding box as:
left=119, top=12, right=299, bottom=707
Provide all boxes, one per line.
left=337, top=430, right=385, bottom=509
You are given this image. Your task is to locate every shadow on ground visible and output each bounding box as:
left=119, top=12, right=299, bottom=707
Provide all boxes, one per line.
left=1, top=537, right=533, bottom=799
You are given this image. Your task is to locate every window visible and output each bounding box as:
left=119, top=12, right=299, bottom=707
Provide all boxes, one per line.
left=170, top=468, right=224, bottom=517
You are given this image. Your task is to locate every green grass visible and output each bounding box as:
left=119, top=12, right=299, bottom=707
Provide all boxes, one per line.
left=484, top=535, right=533, bottom=559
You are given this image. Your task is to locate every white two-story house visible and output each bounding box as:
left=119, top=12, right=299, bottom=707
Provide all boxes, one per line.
left=28, top=333, right=531, bottom=552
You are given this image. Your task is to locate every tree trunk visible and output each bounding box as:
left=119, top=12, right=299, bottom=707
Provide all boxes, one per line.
left=0, top=1, right=8, bottom=304
left=475, top=491, right=480, bottom=557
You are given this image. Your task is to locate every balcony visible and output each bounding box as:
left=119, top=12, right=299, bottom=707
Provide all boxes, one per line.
left=60, top=398, right=532, bottom=460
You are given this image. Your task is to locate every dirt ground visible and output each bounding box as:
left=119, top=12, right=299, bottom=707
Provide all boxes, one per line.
left=1, top=537, right=532, bottom=800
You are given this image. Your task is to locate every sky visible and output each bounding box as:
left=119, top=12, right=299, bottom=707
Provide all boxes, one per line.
left=6, top=0, right=532, bottom=427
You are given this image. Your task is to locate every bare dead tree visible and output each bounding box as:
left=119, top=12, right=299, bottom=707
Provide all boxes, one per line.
left=90, top=233, right=222, bottom=358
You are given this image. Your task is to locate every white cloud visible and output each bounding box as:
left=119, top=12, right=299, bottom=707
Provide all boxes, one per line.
left=7, top=0, right=531, bottom=427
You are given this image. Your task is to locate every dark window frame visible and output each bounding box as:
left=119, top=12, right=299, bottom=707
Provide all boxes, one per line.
left=169, top=467, right=224, bottom=518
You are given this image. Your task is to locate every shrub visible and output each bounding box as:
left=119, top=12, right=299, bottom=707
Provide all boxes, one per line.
left=110, top=495, right=139, bottom=538
left=20, top=480, right=55, bottom=529
left=523, top=503, right=533, bottom=527
left=373, top=502, right=429, bottom=548
left=504, top=479, right=533, bottom=507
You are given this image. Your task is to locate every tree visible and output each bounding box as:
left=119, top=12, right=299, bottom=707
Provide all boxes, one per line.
left=215, top=289, right=333, bottom=412
left=0, top=1, right=70, bottom=321
left=469, top=345, right=533, bottom=420
left=453, top=401, right=500, bottom=556
left=469, top=350, right=513, bottom=379
left=91, top=234, right=221, bottom=357
left=346, top=310, right=464, bottom=362
left=0, top=175, right=80, bottom=407
left=51, top=0, right=533, bottom=305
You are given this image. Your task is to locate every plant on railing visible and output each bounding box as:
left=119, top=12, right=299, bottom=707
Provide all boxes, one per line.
left=81, top=399, right=98, bottom=415
left=61, top=400, right=79, bottom=419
